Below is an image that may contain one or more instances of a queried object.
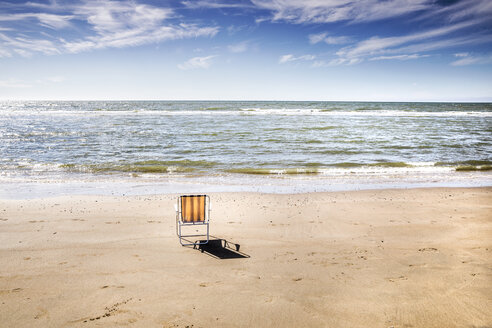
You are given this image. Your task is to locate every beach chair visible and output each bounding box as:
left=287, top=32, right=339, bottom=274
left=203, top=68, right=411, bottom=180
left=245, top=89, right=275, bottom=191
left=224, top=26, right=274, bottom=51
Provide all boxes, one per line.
left=175, top=195, right=211, bottom=246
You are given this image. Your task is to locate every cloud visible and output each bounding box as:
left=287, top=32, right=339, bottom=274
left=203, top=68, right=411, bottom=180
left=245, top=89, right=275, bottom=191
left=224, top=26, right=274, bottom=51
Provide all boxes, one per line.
left=0, top=0, right=219, bottom=57
left=421, top=0, right=492, bottom=23
left=395, top=34, right=492, bottom=55
left=279, top=54, right=315, bottom=64
left=227, top=25, right=246, bottom=35
left=0, top=47, right=11, bottom=57
left=312, top=57, right=362, bottom=67
left=182, top=0, right=252, bottom=9
left=251, top=0, right=433, bottom=24
left=228, top=41, right=249, bottom=53
left=451, top=53, right=492, bottom=66
left=255, top=0, right=491, bottom=68
left=63, top=24, right=219, bottom=53
left=178, top=55, right=217, bottom=70
left=0, top=75, right=66, bottom=89
left=308, top=32, right=327, bottom=45
left=0, top=13, right=73, bottom=29
left=370, top=54, right=429, bottom=61
left=63, top=1, right=218, bottom=53
left=45, top=76, right=66, bottom=83
left=0, top=32, right=60, bottom=57
left=0, top=79, right=32, bottom=88
left=325, top=20, right=482, bottom=65
left=309, top=32, right=351, bottom=45
left=76, top=0, right=172, bottom=34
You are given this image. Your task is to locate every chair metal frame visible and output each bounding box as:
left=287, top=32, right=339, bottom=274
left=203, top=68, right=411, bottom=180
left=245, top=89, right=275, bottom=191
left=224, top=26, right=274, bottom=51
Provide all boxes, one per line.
left=175, top=195, right=211, bottom=246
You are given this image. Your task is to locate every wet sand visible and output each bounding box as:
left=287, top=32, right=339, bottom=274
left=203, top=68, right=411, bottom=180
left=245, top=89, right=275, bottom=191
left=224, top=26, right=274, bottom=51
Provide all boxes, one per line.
left=0, top=187, right=491, bottom=327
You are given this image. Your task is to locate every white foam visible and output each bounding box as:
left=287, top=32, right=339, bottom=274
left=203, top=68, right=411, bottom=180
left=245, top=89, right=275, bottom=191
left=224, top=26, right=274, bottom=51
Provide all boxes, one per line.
left=240, top=108, right=492, bottom=117
left=1, top=108, right=491, bottom=117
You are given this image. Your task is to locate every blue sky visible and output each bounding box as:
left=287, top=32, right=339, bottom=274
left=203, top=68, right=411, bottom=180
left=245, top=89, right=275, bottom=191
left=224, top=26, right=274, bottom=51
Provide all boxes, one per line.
left=0, top=0, right=491, bottom=101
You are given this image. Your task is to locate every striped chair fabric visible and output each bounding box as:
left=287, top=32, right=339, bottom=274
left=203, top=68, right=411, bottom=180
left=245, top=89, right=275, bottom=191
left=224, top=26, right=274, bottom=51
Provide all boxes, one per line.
left=180, top=195, right=206, bottom=223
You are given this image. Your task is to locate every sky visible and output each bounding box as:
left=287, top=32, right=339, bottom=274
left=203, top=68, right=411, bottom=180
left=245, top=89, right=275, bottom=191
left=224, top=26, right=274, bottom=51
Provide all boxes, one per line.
left=0, top=0, right=491, bottom=101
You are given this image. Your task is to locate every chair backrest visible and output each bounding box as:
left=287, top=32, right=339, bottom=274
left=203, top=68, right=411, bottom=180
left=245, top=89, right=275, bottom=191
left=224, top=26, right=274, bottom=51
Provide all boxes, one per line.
left=180, top=195, right=206, bottom=223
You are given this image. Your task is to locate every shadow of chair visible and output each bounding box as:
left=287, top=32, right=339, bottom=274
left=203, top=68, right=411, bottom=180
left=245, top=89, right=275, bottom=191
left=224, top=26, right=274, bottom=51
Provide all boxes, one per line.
left=193, top=236, right=250, bottom=259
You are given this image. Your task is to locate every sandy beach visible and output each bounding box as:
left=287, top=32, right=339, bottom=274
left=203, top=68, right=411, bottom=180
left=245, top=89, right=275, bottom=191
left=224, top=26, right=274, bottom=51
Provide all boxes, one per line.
left=0, top=187, right=491, bottom=327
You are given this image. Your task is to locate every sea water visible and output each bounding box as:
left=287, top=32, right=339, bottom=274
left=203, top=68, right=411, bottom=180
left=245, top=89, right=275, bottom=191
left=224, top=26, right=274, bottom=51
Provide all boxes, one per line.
left=0, top=101, right=491, bottom=197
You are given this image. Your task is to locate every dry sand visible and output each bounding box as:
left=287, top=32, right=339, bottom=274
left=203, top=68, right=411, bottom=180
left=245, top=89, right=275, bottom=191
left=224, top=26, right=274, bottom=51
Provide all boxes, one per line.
left=0, top=187, right=491, bottom=327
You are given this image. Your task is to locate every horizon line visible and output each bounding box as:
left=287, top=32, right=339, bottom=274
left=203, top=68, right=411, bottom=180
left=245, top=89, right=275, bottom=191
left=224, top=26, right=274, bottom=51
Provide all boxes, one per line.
left=1, top=99, right=492, bottom=103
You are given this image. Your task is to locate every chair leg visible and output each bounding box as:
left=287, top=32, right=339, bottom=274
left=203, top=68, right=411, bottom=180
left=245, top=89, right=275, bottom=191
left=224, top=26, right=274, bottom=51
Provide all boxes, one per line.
left=177, top=222, right=210, bottom=246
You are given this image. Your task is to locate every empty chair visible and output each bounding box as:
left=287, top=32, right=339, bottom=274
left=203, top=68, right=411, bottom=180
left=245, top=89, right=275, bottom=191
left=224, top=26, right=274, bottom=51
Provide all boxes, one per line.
left=175, top=195, right=210, bottom=246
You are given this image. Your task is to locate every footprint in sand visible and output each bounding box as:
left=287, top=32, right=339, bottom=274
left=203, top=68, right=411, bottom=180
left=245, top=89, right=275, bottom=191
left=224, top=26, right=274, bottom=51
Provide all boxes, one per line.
left=1, top=288, right=24, bottom=294
left=418, top=247, right=438, bottom=252
left=408, top=263, right=427, bottom=268
left=387, top=276, right=408, bottom=282
left=34, top=307, right=48, bottom=319
left=82, top=298, right=133, bottom=323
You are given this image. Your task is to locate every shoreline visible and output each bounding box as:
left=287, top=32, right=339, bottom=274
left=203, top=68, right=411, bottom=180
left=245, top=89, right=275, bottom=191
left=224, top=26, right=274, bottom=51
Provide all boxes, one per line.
left=1, top=187, right=491, bottom=327
left=1, top=172, right=491, bottom=199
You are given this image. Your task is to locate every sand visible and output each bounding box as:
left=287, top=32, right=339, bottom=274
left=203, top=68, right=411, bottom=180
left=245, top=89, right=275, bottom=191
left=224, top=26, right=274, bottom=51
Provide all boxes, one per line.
left=0, top=187, right=491, bottom=327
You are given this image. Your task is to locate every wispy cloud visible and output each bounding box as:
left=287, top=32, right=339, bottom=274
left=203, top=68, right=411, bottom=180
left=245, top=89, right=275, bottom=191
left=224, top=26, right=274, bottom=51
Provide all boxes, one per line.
left=0, top=79, right=32, bottom=88
left=182, top=0, right=252, bottom=9
left=178, top=55, right=217, bottom=70
left=76, top=0, right=171, bottom=34
left=337, top=21, right=474, bottom=59
left=255, top=0, right=492, bottom=67
left=312, top=57, right=362, bottom=67
left=0, top=33, right=60, bottom=57
left=451, top=52, right=492, bottom=66
left=420, top=0, right=492, bottom=22
left=395, top=34, right=492, bottom=55
left=0, top=0, right=219, bottom=57
left=228, top=41, right=249, bottom=53
left=65, top=1, right=219, bottom=53
left=309, top=32, right=351, bottom=45
left=44, top=76, right=66, bottom=83
left=63, top=24, right=219, bottom=54
left=0, top=75, right=66, bottom=89
left=370, top=54, right=429, bottom=61
left=251, top=0, right=433, bottom=24
left=0, top=13, right=73, bottom=29
left=326, top=21, right=481, bottom=65
left=279, top=54, right=315, bottom=64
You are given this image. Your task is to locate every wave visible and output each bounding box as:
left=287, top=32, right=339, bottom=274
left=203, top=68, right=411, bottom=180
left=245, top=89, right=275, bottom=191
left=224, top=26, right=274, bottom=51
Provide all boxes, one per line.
left=2, top=108, right=491, bottom=117
left=434, top=160, right=492, bottom=172
left=456, top=165, right=492, bottom=171
left=60, top=164, right=194, bottom=174
left=4, top=160, right=492, bottom=178
left=332, top=162, right=413, bottom=168
left=223, top=162, right=492, bottom=175
left=435, top=160, right=492, bottom=166
left=59, top=160, right=219, bottom=174
left=225, top=168, right=319, bottom=175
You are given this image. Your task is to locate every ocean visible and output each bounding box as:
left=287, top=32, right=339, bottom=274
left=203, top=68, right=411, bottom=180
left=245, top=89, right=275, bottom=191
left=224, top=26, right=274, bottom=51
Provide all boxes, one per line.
left=0, top=101, right=491, bottom=197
